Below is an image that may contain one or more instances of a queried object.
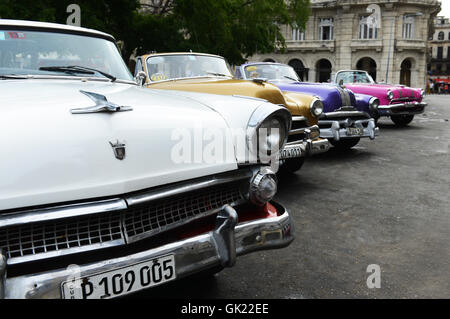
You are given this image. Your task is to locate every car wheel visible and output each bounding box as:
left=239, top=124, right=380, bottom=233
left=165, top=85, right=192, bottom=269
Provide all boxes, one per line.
left=329, top=138, right=361, bottom=150
left=391, top=115, right=415, bottom=126
left=279, top=158, right=306, bottom=174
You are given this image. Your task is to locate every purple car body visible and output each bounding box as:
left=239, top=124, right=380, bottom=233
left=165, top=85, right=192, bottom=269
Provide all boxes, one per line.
left=236, top=63, right=379, bottom=149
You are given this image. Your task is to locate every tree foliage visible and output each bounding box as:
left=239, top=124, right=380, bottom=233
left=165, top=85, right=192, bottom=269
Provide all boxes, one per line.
left=0, top=0, right=311, bottom=65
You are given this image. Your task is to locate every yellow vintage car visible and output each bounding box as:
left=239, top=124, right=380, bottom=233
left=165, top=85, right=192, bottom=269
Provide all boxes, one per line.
left=134, top=52, right=330, bottom=173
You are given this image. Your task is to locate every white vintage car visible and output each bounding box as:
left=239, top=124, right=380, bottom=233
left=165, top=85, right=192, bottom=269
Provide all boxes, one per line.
left=0, top=20, right=294, bottom=299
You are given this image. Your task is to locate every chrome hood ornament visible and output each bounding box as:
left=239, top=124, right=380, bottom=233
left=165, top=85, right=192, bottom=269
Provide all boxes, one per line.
left=109, top=140, right=126, bottom=160
left=71, top=91, right=133, bottom=114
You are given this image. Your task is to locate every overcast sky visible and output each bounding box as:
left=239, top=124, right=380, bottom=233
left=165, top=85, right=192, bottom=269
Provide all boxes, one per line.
left=440, top=0, right=450, bottom=18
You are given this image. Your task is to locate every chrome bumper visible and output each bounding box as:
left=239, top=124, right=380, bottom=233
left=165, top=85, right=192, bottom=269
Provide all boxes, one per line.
left=2, top=203, right=293, bottom=299
left=281, top=124, right=330, bottom=159
left=319, top=118, right=379, bottom=141
left=378, top=102, right=427, bottom=116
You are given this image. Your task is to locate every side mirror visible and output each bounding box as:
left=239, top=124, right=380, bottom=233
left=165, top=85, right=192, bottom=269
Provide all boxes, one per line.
left=135, top=71, right=147, bottom=87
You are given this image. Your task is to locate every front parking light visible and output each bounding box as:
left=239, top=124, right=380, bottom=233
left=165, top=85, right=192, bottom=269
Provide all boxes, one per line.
left=249, top=167, right=278, bottom=206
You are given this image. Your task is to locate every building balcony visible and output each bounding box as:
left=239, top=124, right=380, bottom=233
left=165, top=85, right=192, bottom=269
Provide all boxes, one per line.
left=430, top=70, right=450, bottom=76
left=395, top=39, right=426, bottom=52
left=430, top=58, right=450, bottom=63
left=285, top=40, right=335, bottom=53
left=350, top=39, right=383, bottom=52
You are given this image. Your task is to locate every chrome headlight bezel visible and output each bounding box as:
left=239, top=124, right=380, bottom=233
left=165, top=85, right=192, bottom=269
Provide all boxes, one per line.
left=246, top=104, right=291, bottom=163
left=387, top=90, right=394, bottom=100
left=310, top=98, right=324, bottom=117
left=420, top=89, right=425, bottom=98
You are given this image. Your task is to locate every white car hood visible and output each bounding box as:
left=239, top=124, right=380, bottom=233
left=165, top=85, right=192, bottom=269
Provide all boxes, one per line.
left=0, top=79, right=260, bottom=211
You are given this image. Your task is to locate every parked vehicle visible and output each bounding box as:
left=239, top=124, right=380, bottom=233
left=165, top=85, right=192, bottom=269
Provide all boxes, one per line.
left=331, top=70, right=427, bottom=126
left=236, top=63, right=379, bottom=150
left=135, top=53, right=330, bottom=173
left=0, top=20, right=295, bottom=299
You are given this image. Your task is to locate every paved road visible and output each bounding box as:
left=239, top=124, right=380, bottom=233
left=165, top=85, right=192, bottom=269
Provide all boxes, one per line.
left=136, top=95, right=450, bottom=299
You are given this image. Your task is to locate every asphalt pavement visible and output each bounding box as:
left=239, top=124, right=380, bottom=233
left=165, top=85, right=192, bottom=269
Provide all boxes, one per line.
left=136, top=95, right=450, bottom=299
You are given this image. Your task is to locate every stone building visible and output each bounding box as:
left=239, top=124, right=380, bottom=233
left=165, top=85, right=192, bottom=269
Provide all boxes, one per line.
left=429, top=16, right=450, bottom=83
left=250, top=0, right=441, bottom=88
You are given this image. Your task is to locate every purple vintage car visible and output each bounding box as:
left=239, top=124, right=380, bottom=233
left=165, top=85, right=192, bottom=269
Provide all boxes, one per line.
left=332, top=70, right=426, bottom=126
left=236, top=62, right=379, bottom=150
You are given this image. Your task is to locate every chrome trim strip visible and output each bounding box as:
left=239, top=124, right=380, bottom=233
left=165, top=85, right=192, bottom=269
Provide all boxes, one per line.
left=125, top=169, right=253, bottom=207
left=0, top=249, right=6, bottom=299
left=6, top=240, right=125, bottom=266
left=320, top=111, right=371, bottom=119
left=291, top=116, right=307, bottom=122
left=0, top=199, right=127, bottom=229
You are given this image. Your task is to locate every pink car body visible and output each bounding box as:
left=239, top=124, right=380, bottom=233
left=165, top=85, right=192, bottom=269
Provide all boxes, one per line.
left=333, top=70, right=427, bottom=125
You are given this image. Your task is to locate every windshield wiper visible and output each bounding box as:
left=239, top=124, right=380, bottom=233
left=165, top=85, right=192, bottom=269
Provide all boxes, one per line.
left=0, top=74, right=28, bottom=80
left=284, top=76, right=299, bottom=82
left=206, top=72, right=231, bottom=77
left=39, top=65, right=117, bottom=82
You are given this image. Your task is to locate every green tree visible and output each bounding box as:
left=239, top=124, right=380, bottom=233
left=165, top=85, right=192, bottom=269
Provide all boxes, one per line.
left=171, top=0, right=311, bottom=64
left=0, top=0, right=311, bottom=65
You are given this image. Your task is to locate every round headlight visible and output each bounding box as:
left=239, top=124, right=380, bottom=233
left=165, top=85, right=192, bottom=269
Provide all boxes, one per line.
left=258, top=117, right=286, bottom=156
left=246, top=105, right=291, bottom=163
left=369, top=97, right=380, bottom=112
left=421, top=89, right=425, bottom=98
left=249, top=167, right=278, bottom=206
left=387, top=90, right=394, bottom=100
left=310, top=98, right=324, bottom=117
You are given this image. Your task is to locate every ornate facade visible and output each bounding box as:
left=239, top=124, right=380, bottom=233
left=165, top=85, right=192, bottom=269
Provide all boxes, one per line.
left=250, top=0, right=441, bottom=88
left=429, top=16, right=450, bottom=82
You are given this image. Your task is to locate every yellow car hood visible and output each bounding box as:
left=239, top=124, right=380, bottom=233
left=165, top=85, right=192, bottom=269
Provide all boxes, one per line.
left=146, top=78, right=318, bottom=125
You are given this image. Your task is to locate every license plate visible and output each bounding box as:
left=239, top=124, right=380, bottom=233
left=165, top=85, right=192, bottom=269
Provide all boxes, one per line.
left=61, top=255, right=176, bottom=299
left=346, top=127, right=364, bottom=136
left=280, top=145, right=304, bottom=159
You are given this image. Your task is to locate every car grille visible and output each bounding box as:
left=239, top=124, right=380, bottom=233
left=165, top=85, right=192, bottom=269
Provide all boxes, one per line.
left=0, top=213, right=123, bottom=260
left=287, top=116, right=310, bottom=143
left=0, top=181, right=245, bottom=264
left=124, top=182, right=244, bottom=242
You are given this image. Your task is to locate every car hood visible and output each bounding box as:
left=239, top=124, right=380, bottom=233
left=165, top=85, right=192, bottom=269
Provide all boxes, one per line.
left=0, top=79, right=250, bottom=211
left=344, top=83, right=423, bottom=102
left=147, top=77, right=317, bottom=123
left=270, top=80, right=356, bottom=113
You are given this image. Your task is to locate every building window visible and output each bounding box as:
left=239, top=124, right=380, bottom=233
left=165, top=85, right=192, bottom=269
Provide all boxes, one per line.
left=319, top=18, right=334, bottom=41
left=402, top=16, right=415, bottom=39
left=438, top=31, right=445, bottom=41
left=447, top=47, right=450, bottom=59
left=292, top=24, right=305, bottom=41
left=438, top=47, right=444, bottom=59
left=359, top=15, right=378, bottom=39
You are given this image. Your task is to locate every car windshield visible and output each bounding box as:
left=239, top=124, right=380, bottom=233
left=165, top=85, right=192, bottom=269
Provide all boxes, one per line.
left=243, top=64, right=300, bottom=81
left=335, top=71, right=375, bottom=84
left=146, top=54, right=233, bottom=82
left=0, top=29, right=133, bottom=81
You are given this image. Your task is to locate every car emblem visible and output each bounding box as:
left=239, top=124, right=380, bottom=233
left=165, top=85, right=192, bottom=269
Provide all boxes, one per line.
left=71, top=91, right=133, bottom=114
left=109, top=140, right=126, bottom=160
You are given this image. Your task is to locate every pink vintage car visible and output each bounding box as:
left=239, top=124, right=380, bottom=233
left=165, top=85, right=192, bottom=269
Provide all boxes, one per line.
left=333, top=70, right=426, bottom=126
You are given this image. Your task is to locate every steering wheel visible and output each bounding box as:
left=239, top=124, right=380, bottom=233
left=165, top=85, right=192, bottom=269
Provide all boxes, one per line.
left=150, top=72, right=166, bottom=82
